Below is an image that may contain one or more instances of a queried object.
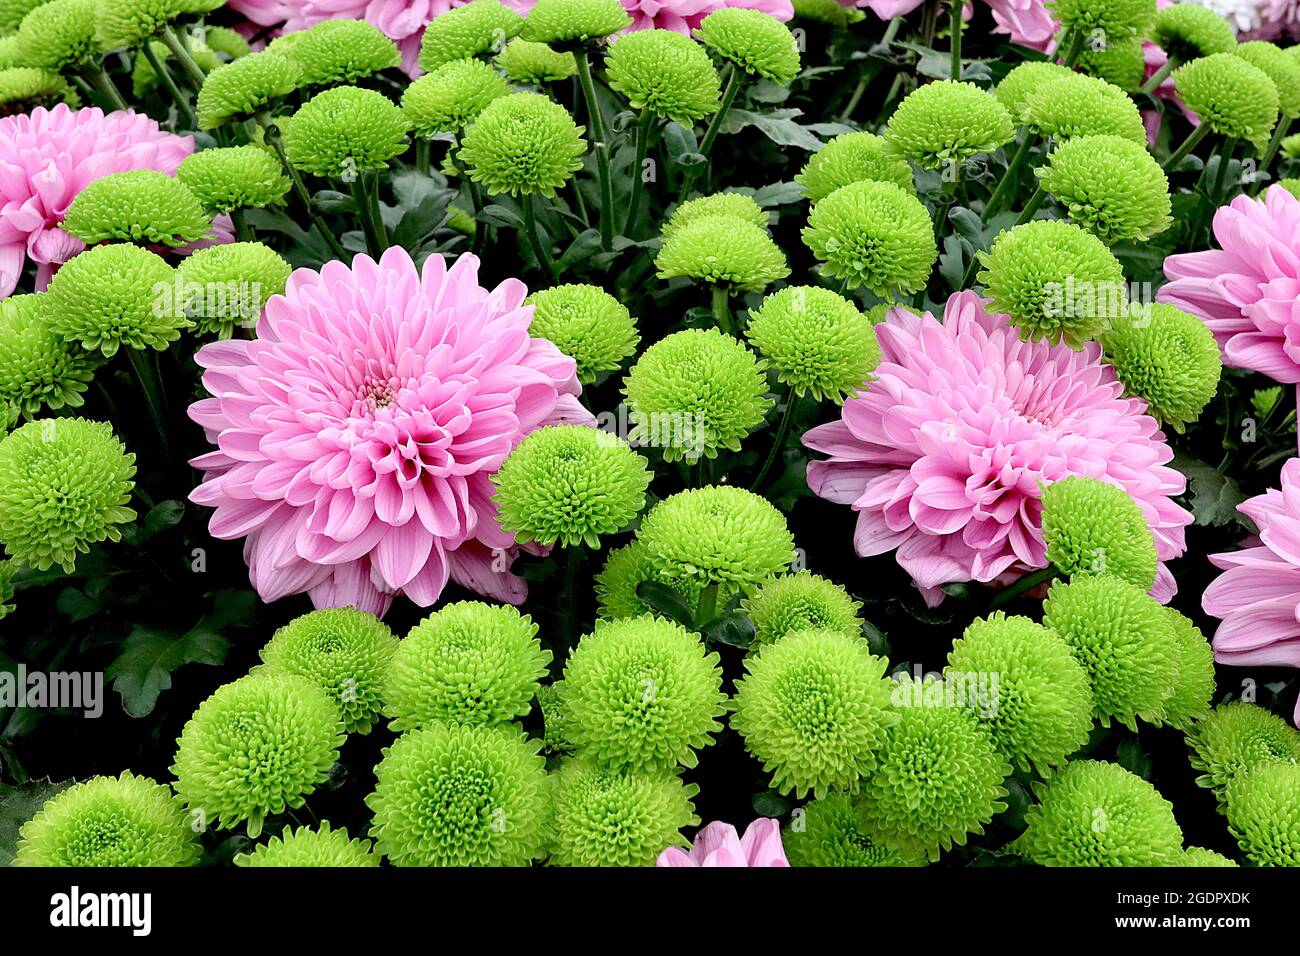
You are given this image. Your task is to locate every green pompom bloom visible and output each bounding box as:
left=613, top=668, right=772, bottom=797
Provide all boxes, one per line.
left=1100, top=302, right=1221, bottom=431
left=525, top=283, right=639, bottom=384
left=366, top=722, right=550, bottom=866
left=282, top=86, right=409, bottom=178
left=175, top=242, right=291, bottom=337
left=171, top=673, right=345, bottom=839
left=96, top=0, right=222, bottom=51
left=0, top=0, right=46, bottom=35
left=1049, top=0, right=1154, bottom=43
left=0, top=418, right=134, bottom=572
left=802, top=180, right=937, bottom=295
left=383, top=601, right=551, bottom=731
left=1181, top=846, right=1239, bottom=867
left=196, top=51, right=301, bottom=129
left=521, top=0, right=632, bottom=45
left=402, top=57, right=510, bottom=136
left=1041, top=475, right=1158, bottom=590
left=178, top=145, right=291, bottom=214
left=419, top=0, right=524, bottom=71
left=623, top=328, right=771, bottom=462
left=638, top=485, right=794, bottom=592
left=741, top=570, right=862, bottom=645
left=784, top=793, right=928, bottom=867
left=459, top=91, right=585, bottom=197
left=745, top=285, right=881, bottom=402
left=1233, top=41, right=1300, bottom=119
left=1225, top=760, right=1300, bottom=867
left=790, top=0, right=864, bottom=25
left=977, top=218, right=1126, bottom=349
left=282, top=18, right=401, bottom=87
left=1038, top=134, right=1172, bottom=243
left=1186, top=701, right=1300, bottom=799
left=561, top=615, right=725, bottom=771
left=1175, top=53, right=1280, bottom=151
left=732, top=628, right=898, bottom=798
left=884, top=80, right=1014, bottom=170
left=946, top=612, right=1093, bottom=773
left=493, top=425, right=650, bottom=548
left=62, top=169, right=211, bottom=247
left=0, top=66, right=68, bottom=113
left=15, top=0, right=96, bottom=70
left=537, top=681, right=573, bottom=753
left=235, top=822, right=377, bottom=867
left=594, top=539, right=700, bottom=621
left=14, top=772, right=200, bottom=867
left=1160, top=608, right=1215, bottom=731
left=795, top=131, right=914, bottom=204
left=43, top=242, right=186, bottom=356
left=661, top=191, right=768, bottom=241
left=259, top=607, right=399, bottom=735
left=1017, top=759, right=1184, bottom=866
left=1020, top=71, right=1147, bottom=144
left=548, top=756, right=698, bottom=866
left=203, top=24, right=250, bottom=60
left=605, top=28, right=720, bottom=124
left=695, top=8, right=800, bottom=85
left=1041, top=575, right=1179, bottom=730
left=1152, top=3, right=1238, bottom=62
left=0, top=294, right=95, bottom=422
left=656, top=215, right=791, bottom=291
left=1079, top=37, right=1147, bottom=92
left=495, top=37, right=575, bottom=83
left=994, top=60, right=1075, bottom=118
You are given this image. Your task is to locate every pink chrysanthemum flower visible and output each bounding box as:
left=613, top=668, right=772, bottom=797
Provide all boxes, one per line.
left=855, top=0, right=1055, bottom=51
left=656, top=818, right=789, bottom=867
left=0, top=104, right=194, bottom=298
left=188, top=246, right=594, bottom=617
left=1203, top=457, right=1300, bottom=727
left=803, top=291, right=1191, bottom=607
left=621, top=0, right=793, bottom=33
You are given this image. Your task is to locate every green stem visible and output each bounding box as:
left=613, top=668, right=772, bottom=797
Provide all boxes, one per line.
left=711, top=284, right=734, bottom=334
left=416, top=138, right=431, bottom=176
left=349, top=175, right=382, bottom=257
left=1058, top=28, right=1086, bottom=69
left=523, top=193, right=558, bottom=284
left=920, top=0, right=939, bottom=48
left=752, top=386, right=796, bottom=491
left=1014, top=183, right=1047, bottom=225
left=949, top=0, right=963, bottom=81
left=1140, top=57, right=1177, bottom=96
left=623, top=111, right=655, bottom=236
left=988, top=564, right=1059, bottom=610
left=139, top=42, right=194, bottom=128
left=467, top=178, right=486, bottom=257
left=574, top=47, right=615, bottom=251
left=160, top=25, right=208, bottom=91
left=259, top=113, right=349, bottom=261
left=984, top=131, right=1035, bottom=221
left=1212, top=136, right=1236, bottom=198
left=230, top=207, right=252, bottom=242
left=680, top=64, right=743, bottom=201
left=1259, top=117, right=1292, bottom=177
left=881, top=14, right=903, bottom=46
left=125, top=347, right=172, bottom=458
left=367, top=172, right=389, bottom=251
left=693, top=583, right=719, bottom=629
left=1162, top=122, right=1211, bottom=172
left=80, top=59, right=128, bottom=112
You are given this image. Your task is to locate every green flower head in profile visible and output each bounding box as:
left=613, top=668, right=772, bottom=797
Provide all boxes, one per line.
left=783, top=793, right=927, bottom=867
left=1079, top=37, right=1147, bottom=92
left=0, top=66, right=69, bottom=114
left=495, top=37, right=576, bottom=84
left=1048, top=0, right=1155, bottom=45
left=1175, top=53, right=1280, bottom=151
left=418, top=0, right=524, bottom=72
left=235, top=822, right=377, bottom=867
left=96, top=0, right=223, bottom=51
left=175, top=242, right=291, bottom=337
left=459, top=91, right=586, bottom=197
left=282, top=86, right=410, bottom=178
left=661, top=191, right=768, bottom=241
left=1037, top=134, right=1172, bottom=244
left=695, top=8, right=801, bottom=85
left=802, top=180, right=936, bottom=295
left=282, top=18, right=402, bottom=87
left=1020, top=71, right=1147, bottom=144
left=62, top=169, right=212, bottom=247
left=402, top=57, right=510, bottom=136
left=178, top=145, right=291, bottom=214
left=884, top=80, right=1014, bottom=171
left=656, top=215, right=789, bottom=291
left=15, top=0, right=97, bottom=70
left=1185, top=701, right=1300, bottom=800
left=790, top=0, right=864, bottom=26
left=1225, top=760, right=1300, bottom=867
left=605, top=28, right=721, bottom=124
left=796, top=131, right=915, bottom=204
left=994, top=60, right=1074, bottom=118
left=525, top=283, right=639, bottom=384
left=1152, top=3, right=1237, bottom=63
left=1233, top=41, right=1300, bottom=119
left=1159, top=607, right=1215, bottom=731
left=741, top=570, right=862, bottom=645
left=1040, top=475, right=1158, bottom=590
left=521, top=0, right=633, bottom=46
left=196, top=52, right=302, bottom=129
left=0, top=294, right=96, bottom=422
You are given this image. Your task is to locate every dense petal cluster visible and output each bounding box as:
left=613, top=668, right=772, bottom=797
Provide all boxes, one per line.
left=783, top=793, right=926, bottom=867
left=1225, top=759, right=1300, bottom=866
left=196, top=52, right=302, bottom=129
left=655, top=216, right=790, bottom=291
left=795, top=131, right=914, bottom=203
left=282, top=86, right=410, bottom=177
left=1185, top=701, right=1300, bottom=797
left=1038, top=134, right=1172, bottom=243
left=1041, top=476, right=1159, bottom=589
left=402, top=58, right=510, bottom=136
left=236, top=822, right=378, bottom=867
left=524, top=283, right=639, bottom=384
left=741, top=570, right=862, bottom=645
left=460, top=92, right=586, bottom=197
left=883, top=80, right=1014, bottom=170
left=1175, top=53, right=1280, bottom=151
left=0, top=293, right=95, bottom=422
left=801, top=180, right=936, bottom=295
left=605, top=27, right=721, bottom=123
left=178, top=146, right=291, bottom=214
left=695, top=8, right=800, bottom=84
left=62, top=169, right=212, bottom=247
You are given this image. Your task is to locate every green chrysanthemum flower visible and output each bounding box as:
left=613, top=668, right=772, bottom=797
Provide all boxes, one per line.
left=174, top=241, right=292, bottom=336
left=42, top=243, right=186, bottom=356
left=623, top=328, right=770, bottom=462
left=178, top=145, right=291, bottom=214
left=784, top=793, right=927, bottom=867
left=1186, top=701, right=1300, bottom=799
left=561, top=615, right=725, bottom=771
left=594, top=539, right=701, bottom=621
left=282, top=18, right=401, bottom=87
left=731, top=628, right=898, bottom=798
left=1041, top=475, right=1158, bottom=590
left=639, top=485, right=794, bottom=592
left=856, top=677, right=1010, bottom=861
left=367, top=721, right=550, bottom=866
left=795, top=131, right=914, bottom=204
left=661, top=191, right=768, bottom=241
left=259, top=607, right=399, bottom=735
left=14, top=772, right=200, bottom=867
left=884, top=80, right=1014, bottom=170
left=1175, top=53, right=1280, bottom=152
left=1049, top=0, right=1154, bottom=44
left=656, top=215, right=790, bottom=292
left=976, top=218, right=1126, bottom=348
left=0, top=0, right=46, bottom=35
left=171, top=673, right=345, bottom=839
left=1160, top=608, right=1215, bottom=731
left=745, top=285, right=881, bottom=402
left=1233, top=41, right=1300, bottom=119
left=96, top=0, right=223, bottom=51
left=203, top=24, right=250, bottom=60
left=1181, top=846, right=1239, bottom=867
left=459, top=91, right=585, bottom=197
left=741, top=570, right=862, bottom=645
left=383, top=601, right=551, bottom=731
left=790, top=0, right=863, bottom=25
left=402, top=57, right=510, bottom=136
left=605, top=28, right=721, bottom=125
left=802, top=180, right=937, bottom=295
left=1016, top=759, right=1184, bottom=866
left=495, top=36, right=575, bottom=83
left=235, top=822, right=377, bottom=867
left=537, top=681, right=573, bottom=753
left=548, top=756, right=698, bottom=866
left=1041, top=575, right=1179, bottom=730
left=1152, top=3, right=1238, bottom=63
left=1100, top=302, right=1221, bottom=431
left=520, top=0, right=632, bottom=45
left=695, top=8, right=800, bottom=85
left=62, top=169, right=211, bottom=247
left=994, top=60, right=1075, bottom=118
left=1020, top=72, right=1147, bottom=144
left=15, top=0, right=96, bottom=70
left=0, top=418, right=134, bottom=571
left=945, top=612, right=1093, bottom=774
left=493, top=425, right=650, bottom=548
left=524, top=283, right=639, bottom=384
left=1038, top=134, right=1172, bottom=243
left=0, top=294, right=95, bottom=421
left=282, top=86, right=410, bottom=177
left=0, top=65, right=67, bottom=113
left=418, top=0, right=524, bottom=71
left=1078, top=37, right=1147, bottom=92
left=196, top=51, right=301, bottom=129
left=1225, top=759, right=1300, bottom=867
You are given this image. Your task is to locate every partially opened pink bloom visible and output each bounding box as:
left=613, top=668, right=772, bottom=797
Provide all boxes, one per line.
left=983, top=0, right=1056, bottom=51
left=656, top=818, right=789, bottom=867
left=1203, top=457, right=1300, bottom=727
left=620, top=0, right=793, bottom=33
left=188, top=246, right=593, bottom=617
left=803, top=292, right=1191, bottom=606
left=856, top=0, right=925, bottom=18
left=0, top=104, right=194, bottom=298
